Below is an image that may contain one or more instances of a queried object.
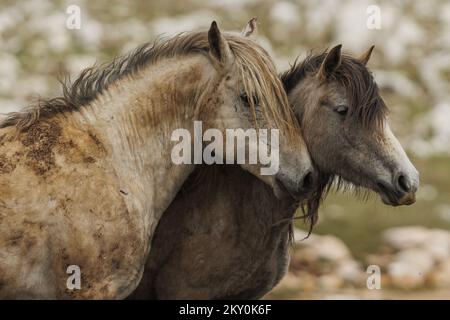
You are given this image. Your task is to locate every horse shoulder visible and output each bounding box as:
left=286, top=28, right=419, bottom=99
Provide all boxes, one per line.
left=0, top=119, right=146, bottom=298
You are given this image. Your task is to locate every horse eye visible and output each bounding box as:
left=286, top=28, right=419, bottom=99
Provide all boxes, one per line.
left=240, top=93, right=258, bottom=108
left=335, top=105, right=348, bottom=116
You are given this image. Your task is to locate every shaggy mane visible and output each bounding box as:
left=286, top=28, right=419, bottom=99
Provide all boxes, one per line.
left=1, top=31, right=297, bottom=137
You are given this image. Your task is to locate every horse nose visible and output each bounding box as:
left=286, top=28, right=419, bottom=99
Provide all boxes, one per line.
left=298, top=170, right=316, bottom=194
left=275, top=168, right=317, bottom=200
left=394, top=172, right=418, bottom=205
left=396, top=173, right=412, bottom=193
left=395, top=172, right=419, bottom=195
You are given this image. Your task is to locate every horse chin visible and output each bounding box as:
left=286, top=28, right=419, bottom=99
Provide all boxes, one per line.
left=379, top=193, right=399, bottom=206
left=376, top=181, right=416, bottom=207
left=379, top=192, right=416, bottom=207
left=273, top=180, right=301, bottom=203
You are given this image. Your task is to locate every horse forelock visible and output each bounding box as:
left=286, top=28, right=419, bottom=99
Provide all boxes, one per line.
left=227, top=35, right=299, bottom=139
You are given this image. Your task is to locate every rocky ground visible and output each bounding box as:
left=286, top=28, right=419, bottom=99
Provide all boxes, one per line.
left=268, top=227, right=450, bottom=299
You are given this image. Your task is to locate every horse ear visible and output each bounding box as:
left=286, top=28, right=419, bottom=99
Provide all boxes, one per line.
left=358, top=45, right=375, bottom=66
left=241, top=17, right=258, bottom=37
left=318, top=44, right=342, bottom=80
left=208, top=21, right=233, bottom=67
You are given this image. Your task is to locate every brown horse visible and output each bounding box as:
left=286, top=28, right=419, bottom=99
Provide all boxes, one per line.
left=130, top=42, right=419, bottom=299
left=0, top=22, right=314, bottom=299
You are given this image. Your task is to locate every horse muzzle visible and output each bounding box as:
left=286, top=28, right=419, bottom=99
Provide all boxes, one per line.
left=376, top=171, right=419, bottom=206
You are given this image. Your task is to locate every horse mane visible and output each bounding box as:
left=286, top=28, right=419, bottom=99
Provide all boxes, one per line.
left=1, top=31, right=297, bottom=137
left=281, top=50, right=389, bottom=234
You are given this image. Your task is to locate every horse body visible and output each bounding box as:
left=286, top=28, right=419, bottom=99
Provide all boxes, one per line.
left=130, top=165, right=292, bottom=299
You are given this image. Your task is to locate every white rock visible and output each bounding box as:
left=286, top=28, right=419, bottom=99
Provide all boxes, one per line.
left=387, top=248, right=434, bottom=288
left=394, top=249, right=435, bottom=273
left=382, top=226, right=431, bottom=250
left=387, top=261, right=427, bottom=289
left=298, top=234, right=352, bottom=262
left=317, top=274, right=343, bottom=290
left=429, top=260, right=450, bottom=288
left=423, top=229, right=450, bottom=262
left=336, top=260, right=364, bottom=283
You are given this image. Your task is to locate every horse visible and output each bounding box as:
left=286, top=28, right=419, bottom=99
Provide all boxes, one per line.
left=0, top=21, right=315, bottom=299
left=130, top=32, right=420, bottom=299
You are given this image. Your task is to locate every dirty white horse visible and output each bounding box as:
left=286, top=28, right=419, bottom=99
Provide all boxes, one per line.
left=0, top=21, right=313, bottom=299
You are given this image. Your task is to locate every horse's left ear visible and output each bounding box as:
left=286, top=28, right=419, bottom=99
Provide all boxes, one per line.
left=358, top=46, right=375, bottom=65
left=208, top=21, right=233, bottom=68
left=318, top=44, right=342, bottom=80
left=358, top=45, right=375, bottom=66
left=241, top=17, right=258, bottom=37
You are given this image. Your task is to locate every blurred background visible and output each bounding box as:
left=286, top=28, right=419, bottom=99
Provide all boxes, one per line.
left=0, top=0, right=449, bottom=299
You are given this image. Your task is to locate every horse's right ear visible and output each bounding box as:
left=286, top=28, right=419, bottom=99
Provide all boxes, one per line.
left=208, top=21, right=233, bottom=68
left=358, top=45, right=375, bottom=66
left=241, top=17, right=258, bottom=37
left=318, top=44, right=342, bottom=80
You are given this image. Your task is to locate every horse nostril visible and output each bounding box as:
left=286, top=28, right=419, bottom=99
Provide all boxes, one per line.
left=397, top=174, right=411, bottom=193
left=300, top=171, right=315, bottom=193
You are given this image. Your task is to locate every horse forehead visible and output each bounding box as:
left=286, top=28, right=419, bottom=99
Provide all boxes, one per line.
left=322, top=82, right=347, bottom=102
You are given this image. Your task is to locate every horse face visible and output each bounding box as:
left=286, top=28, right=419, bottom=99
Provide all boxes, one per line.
left=204, top=21, right=316, bottom=200
left=290, top=45, right=419, bottom=206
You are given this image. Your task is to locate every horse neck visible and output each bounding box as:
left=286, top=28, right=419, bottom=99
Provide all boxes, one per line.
left=74, top=54, right=213, bottom=236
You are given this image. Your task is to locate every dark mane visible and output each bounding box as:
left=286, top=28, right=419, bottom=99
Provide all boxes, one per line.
left=281, top=51, right=388, bottom=131
left=281, top=50, right=388, bottom=234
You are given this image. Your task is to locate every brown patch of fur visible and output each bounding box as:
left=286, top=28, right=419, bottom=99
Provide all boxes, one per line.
left=87, top=131, right=105, bottom=152
left=52, top=127, right=107, bottom=167
left=0, top=155, right=16, bottom=174
left=83, top=156, right=96, bottom=164
left=7, top=231, right=23, bottom=246
left=20, top=121, right=62, bottom=176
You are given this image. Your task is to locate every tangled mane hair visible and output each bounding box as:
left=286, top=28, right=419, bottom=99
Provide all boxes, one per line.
left=1, top=31, right=298, bottom=139
left=281, top=50, right=388, bottom=235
